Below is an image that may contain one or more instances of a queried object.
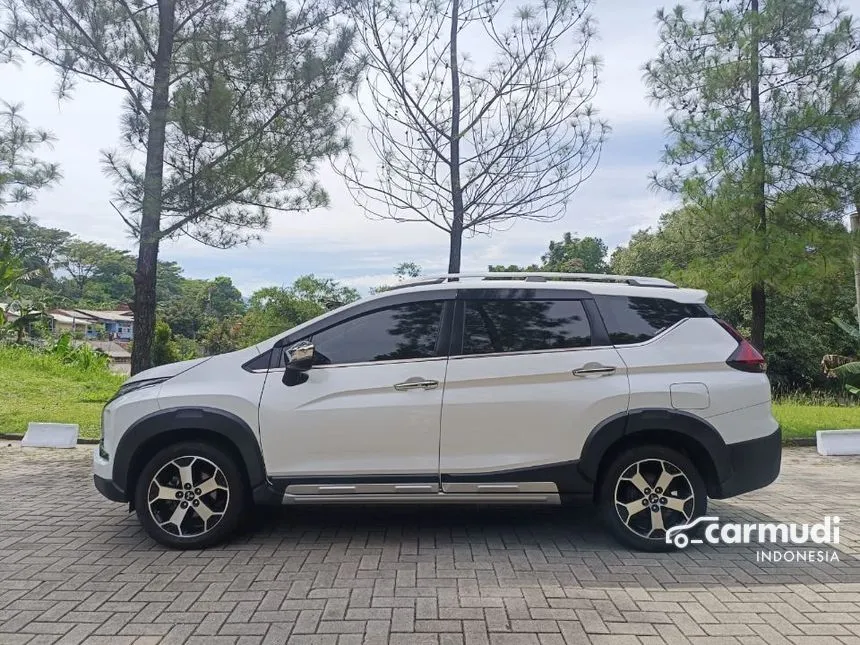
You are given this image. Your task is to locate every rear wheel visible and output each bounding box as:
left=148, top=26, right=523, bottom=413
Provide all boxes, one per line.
left=134, top=441, right=246, bottom=549
left=599, top=444, right=707, bottom=552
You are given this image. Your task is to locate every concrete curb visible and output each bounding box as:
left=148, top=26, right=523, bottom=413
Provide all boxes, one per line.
left=0, top=433, right=99, bottom=445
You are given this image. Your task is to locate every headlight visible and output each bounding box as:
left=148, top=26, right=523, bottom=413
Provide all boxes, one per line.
left=109, top=377, right=171, bottom=403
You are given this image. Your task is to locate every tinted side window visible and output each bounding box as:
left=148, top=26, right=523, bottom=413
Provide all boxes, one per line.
left=311, top=301, right=445, bottom=365
left=462, top=299, right=591, bottom=355
left=597, top=296, right=709, bottom=345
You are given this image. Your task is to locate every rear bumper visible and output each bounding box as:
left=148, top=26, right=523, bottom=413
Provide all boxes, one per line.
left=713, top=427, right=781, bottom=499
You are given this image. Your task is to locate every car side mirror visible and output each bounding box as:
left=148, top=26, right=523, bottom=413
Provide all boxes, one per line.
left=282, top=341, right=315, bottom=387
left=285, top=341, right=316, bottom=371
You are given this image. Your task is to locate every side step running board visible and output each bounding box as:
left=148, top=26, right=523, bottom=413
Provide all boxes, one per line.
left=281, top=492, right=561, bottom=505
left=274, top=481, right=561, bottom=505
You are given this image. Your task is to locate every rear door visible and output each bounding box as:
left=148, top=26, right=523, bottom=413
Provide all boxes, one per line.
left=439, top=289, right=630, bottom=492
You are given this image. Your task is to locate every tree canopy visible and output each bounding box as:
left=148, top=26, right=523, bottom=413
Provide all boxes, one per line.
left=2, top=0, right=362, bottom=373
left=0, top=102, right=60, bottom=209
left=343, top=0, right=607, bottom=272
left=645, top=0, right=860, bottom=350
left=489, top=233, right=608, bottom=274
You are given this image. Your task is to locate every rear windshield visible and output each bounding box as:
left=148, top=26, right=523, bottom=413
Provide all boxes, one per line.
left=595, top=295, right=711, bottom=345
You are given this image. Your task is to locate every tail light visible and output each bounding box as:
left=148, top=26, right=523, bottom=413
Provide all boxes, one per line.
left=716, top=319, right=767, bottom=373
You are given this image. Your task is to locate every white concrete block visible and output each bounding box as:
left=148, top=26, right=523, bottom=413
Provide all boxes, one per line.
left=21, top=422, right=79, bottom=448
left=817, top=429, right=860, bottom=456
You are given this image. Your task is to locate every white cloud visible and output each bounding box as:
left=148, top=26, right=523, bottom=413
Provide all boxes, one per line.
left=591, top=2, right=665, bottom=127
left=341, top=273, right=400, bottom=292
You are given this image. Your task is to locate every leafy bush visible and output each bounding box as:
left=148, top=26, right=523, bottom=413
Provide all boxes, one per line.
left=44, top=333, right=111, bottom=372
left=822, top=318, right=860, bottom=398
left=152, top=320, right=182, bottom=366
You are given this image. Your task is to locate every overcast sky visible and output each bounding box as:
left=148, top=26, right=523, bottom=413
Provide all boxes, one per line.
left=3, top=1, right=858, bottom=295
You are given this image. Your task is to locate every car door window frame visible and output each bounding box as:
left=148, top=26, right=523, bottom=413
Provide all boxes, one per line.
left=307, top=299, right=455, bottom=368
left=449, top=288, right=610, bottom=357
left=243, top=290, right=457, bottom=372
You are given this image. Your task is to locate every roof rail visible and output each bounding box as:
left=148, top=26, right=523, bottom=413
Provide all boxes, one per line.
left=386, top=272, right=677, bottom=290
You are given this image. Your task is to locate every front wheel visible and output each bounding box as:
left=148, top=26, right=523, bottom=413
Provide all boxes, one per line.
left=599, top=445, right=707, bottom=552
left=134, top=441, right=247, bottom=549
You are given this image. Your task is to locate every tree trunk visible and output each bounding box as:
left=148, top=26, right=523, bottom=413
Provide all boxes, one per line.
left=448, top=224, right=463, bottom=274
left=447, top=0, right=463, bottom=275
left=130, top=0, right=176, bottom=375
left=748, top=0, right=767, bottom=352
left=851, top=208, right=860, bottom=332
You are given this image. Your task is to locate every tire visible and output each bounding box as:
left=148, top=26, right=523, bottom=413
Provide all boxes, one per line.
left=134, top=440, right=247, bottom=549
left=598, top=444, right=707, bottom=552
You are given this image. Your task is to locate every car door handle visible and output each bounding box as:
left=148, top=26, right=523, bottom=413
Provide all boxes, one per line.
left=572, top=365, right=617, bottom=377
left=393, top=379, right=439, bottom=391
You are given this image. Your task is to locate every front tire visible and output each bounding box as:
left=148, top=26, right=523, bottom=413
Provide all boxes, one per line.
left=134, top=441, right=246, bottom=549
left=599, top=444, right=707, bottom=552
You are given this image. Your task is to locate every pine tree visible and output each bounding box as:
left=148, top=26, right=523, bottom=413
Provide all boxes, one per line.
left=2, top=0, right=361, bottom=372
left=645, top=0, right=860, bottom=351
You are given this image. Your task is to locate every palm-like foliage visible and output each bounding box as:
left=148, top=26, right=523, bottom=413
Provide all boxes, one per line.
left=0, top=234, right=43, bottom=338
left=822, top=317, right=860, bottom=396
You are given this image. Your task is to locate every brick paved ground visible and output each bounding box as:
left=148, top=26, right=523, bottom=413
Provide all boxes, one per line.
left=1, top=442, right=859, bottom=644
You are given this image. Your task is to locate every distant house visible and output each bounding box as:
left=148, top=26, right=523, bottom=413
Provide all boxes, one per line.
left=2, top=304, right=134, bottom=341
left=70, top=309, right=134, bottom=341
left=0, top=303, right=20, bottom=324
left=47, top=309, right=100, bottom=337
left=46, top=308, right=134, bottom=341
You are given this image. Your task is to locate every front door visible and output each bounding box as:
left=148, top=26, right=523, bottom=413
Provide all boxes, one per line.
left=258, top=299, right=450, bottom=481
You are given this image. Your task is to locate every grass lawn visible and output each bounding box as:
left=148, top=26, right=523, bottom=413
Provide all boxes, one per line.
left=0, top=346, right=125, bottom=440
left=773, top=402, right=860, bottom=440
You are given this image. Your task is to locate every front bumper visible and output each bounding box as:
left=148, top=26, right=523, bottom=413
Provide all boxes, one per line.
left=94, top=474, right=126, bottom=502
left=713, top=427, right=782, bottom=499
left=92, top=446, right=126, bottom=503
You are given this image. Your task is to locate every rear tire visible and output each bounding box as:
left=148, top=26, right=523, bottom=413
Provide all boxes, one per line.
left=134, top=441, right=247, bottom=549
left=598, top=444, right=707, bottom=552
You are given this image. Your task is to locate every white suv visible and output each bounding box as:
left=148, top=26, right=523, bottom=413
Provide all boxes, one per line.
left=93, top=272, right=780, bottom=551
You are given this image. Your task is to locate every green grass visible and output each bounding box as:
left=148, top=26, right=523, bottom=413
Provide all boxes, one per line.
left=773, top=401, right=860, bottom=440
left=0, top=345, right=125, bottom=440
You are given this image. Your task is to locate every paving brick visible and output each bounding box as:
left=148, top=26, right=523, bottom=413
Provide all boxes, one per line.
left=0, top=444, right=858, bottom=645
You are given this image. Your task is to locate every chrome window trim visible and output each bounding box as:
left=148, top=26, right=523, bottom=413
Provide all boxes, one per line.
left=448, top=344, right=604, bottom=361
left=259, top=355, right=448, bottom=373
left=311, top=356, right=448, bottom=370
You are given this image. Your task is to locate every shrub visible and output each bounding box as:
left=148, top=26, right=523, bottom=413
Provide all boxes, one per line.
left=44, top=333, right=111, bottom=372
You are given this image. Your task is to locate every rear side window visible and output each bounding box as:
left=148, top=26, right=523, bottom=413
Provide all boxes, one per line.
left=596, top=295, right=709, bottom=345
left=462, top=299, right=591, bottom=355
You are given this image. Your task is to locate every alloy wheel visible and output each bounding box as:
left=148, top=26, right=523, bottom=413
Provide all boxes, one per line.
left=147, top=455, right=230, bottom=538
left=613, top=458, right=695, bottom=541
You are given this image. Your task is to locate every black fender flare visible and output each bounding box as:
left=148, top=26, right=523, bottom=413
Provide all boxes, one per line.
left=578, top=408, right=731, bottom=487
left=112, top=406, right=267, bottom=497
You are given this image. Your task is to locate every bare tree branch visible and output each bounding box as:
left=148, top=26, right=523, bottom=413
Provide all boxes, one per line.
left=340, top=0, right=607, bottom=270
